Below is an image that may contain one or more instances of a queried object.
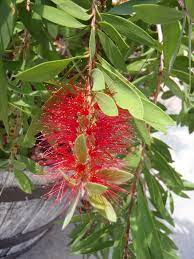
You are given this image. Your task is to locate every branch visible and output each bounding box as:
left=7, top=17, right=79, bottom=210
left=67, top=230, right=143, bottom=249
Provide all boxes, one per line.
left=153, top=24, right=164, bottom=104
left=86, top=0, right=97, bottom=94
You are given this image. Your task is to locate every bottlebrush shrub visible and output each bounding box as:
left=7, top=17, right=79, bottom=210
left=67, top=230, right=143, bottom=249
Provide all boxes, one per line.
left=0, top=0, right=194, bottom=258
left=38, top=85, right=135, bottom=226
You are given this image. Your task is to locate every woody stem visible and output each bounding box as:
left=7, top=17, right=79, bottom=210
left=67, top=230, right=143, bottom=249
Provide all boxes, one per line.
left=87, top=0, right=97, bottom=95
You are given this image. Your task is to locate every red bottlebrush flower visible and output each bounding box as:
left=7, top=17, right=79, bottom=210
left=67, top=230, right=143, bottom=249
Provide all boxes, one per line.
left=38, top=85, right=134, bottom=224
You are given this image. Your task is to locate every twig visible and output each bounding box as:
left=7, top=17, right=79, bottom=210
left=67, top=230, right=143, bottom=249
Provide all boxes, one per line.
left=86, top=0, right=97, bottom=95
left=153, top=24, right=164, bottom=104
left=26, top=0, right=31, bottom=11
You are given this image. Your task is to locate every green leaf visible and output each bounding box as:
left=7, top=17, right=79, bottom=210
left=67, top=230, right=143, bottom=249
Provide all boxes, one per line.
left=13, top=160, right=26, bottom=170
left=89, top=28, right=96, bottom=60
left=163, top=22, right=181, bottom=69
left=109, top=0, right=160, bottom=16
left=85, top=182, right=108, bottom=194
left=131, top=205, right=152, bottom=259
left=125, top=149, right=141, bottom=169
left=98, top=30, right=127, bottom=72
left=185, top=0, right=194, bottom=20
left=95, top=92, right=118, bottom=116
left=22, top=116, right=41, bottom=147
left=152, top=138, right=173, bottom=163
left=99, top=21, right=128, bottom=57
left=14, top=170, right=32, bottom=194
left=0, top=61, right=8, bottom=132
left=134, top=4, right=184, bottom=24
left=112, top=226, right=125, bottom=259
left=144, top=169, right=173, bottom=225
left=172, top=69, right=194, bottom=88
left=98, top=64, right=144, bottom=119
left=62, top=189, right=81, bottom=230
left=97, top=168, right=133, bottom=184
left=165, top=77, right=184, bottom=100
left=77, top=240, right=114, bottom=254
left=141, top=98, right=175, bottom=132
left=16, top=56, right=82, bottom=82
left=136, top=185, right=164, bottom=259
left=74, top=133, right=88, bottom=164
left=89, top=194, right=117, bottom=222
left=50, top=0, right=91, bottom=21
left=183, top=180, right=194, bottom=191
left=21, top=157, right=44, bottom=175
left=101, top=14, right=159, bottom=49
left=127, top=58, right=151, bottom=74
left=71, top=225, right=110, bottom=253
left=92, top=68, right=105, bottom=91
left=0, top=0, right=15, bottom=53
left=134, top=119, right=152, bottom=146
left=33, top=5, right=85, bottom=28
left=72, top=0, right=91, bottom=9
left=151, top=150, right=184, bottom=193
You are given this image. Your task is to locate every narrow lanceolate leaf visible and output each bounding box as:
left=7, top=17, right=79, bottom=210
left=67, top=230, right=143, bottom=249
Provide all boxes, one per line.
left=22, top=116, right=41, bottom=147
left=16, top=57, right=82, bottom=82
left=0, top=0, right=15, bottom=52
left=92, top=68, right=105, bottom=91
left=50, top=0, right=91, bottom=21
left=85, top=182, right=108, bottom=194
left=131, top=206, right=152, bottom=259
left=108, top=0, right=160, bottom=16
left=134, top=5, right=184, bottom=24
left=165, top=77, right=184, bottom=100
left=141, top=98, right=175, bottom=132
left=136, top=185, right=164, bottom=259
left=89, top=29, right=96, bottom=60
left=125, top=149, right=141, bottom=170
left=98, top=30, right=127, bottom=72
left=14, top=170, right=32, bottom=194
left=151, top=150, right=183, bottom=191
left=99, top=21, right=128, bottom=57
left=144, top=169, right=174, bottom=225
left=33, top=5, right=85, bottom=28
left=101, top=14, right=160, bottom=49
left=185, top=0, right=194, bottom=20
left=97, top=168, right=133, bottom=184
left=98, top=64, right=144, bottom=119
left=74, top=134, right=88, bottom=164
left=134, top=119, right=152, bottom=146
left=163, top=21, right=181, bottom=69
left=62, top=189, right=81, bottom=230
left=89, top=194, right=117, bottom=222
left=0, top=61, right=8, bottom=132
left=95, top=92, right=118, bottom=116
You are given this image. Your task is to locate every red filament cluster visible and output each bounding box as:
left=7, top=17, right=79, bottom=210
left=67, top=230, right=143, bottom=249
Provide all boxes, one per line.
left=38, top=86, right=134, bottom=204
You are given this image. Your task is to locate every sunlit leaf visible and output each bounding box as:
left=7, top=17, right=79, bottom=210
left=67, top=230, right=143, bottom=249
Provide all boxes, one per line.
left=62, top=189, right=81, bottom=230
left=134, top=4, right=184, bottom=24
left=33, top=5, right=85, bottom=28
left=74, top=133, right=88, bottom=164
left=95, top=92, right=118, bottom=116
left=16, top=56, right=83, bottom=82
left=14, top=170, right=32, bottom=194
left=85, top=182, right=108, bottom=194
left=92, top=68, right=105, bottom=91
left=97, top=168, right=133, bottom=184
